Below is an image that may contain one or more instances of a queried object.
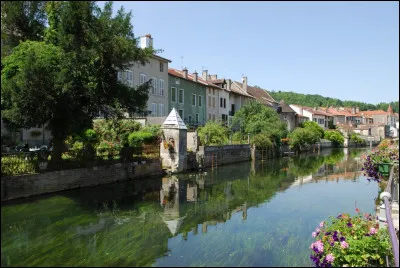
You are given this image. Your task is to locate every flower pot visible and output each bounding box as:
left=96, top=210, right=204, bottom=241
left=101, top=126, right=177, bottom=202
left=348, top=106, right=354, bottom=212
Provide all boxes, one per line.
left=377, top=163, right=391, bottom=176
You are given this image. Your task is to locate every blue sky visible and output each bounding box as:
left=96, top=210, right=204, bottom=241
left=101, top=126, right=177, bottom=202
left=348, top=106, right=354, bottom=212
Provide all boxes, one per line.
left=100, top=1, right=399, bottom=104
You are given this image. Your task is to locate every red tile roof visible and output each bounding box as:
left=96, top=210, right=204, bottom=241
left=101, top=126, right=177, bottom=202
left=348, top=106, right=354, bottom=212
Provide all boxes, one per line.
left=230, top=81, right=254, bottom=98
left=168, top=68, right=221, bottom=89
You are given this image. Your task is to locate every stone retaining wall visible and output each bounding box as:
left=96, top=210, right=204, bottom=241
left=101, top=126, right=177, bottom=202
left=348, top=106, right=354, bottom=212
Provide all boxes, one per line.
left=196, top=144, right=251, bottom=168
left=1, top=159, right=163, bottom=201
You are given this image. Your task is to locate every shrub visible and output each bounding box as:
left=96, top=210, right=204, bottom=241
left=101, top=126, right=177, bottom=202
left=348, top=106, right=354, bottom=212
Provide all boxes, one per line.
left=350, top=132, right=363, bottom=144
left=128, top=131, right=155, bottom=148
left=303, top=121, right=325, bottom=139
left=310, top=210, right=392, bottom=267
left=288, top=128, right=320, bottom=151
left=253, top=133, right=273, bottom=149
left=96, top=140, right=121, bottom=160
left=324, top=130, right=344, bottom=146
left=198, top=121, right=228, bottom=146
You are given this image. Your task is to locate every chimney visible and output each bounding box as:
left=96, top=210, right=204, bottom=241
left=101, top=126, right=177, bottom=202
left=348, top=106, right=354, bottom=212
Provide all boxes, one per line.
left=356, top=107, right=359, bottom=113
left=227, top=79, right=232, bottom=91
left=193, top=71, right=198, bottom=82
left=351, top=107, right=355, bottom=114
left=140, top=34, right=153, bottom=49
left=210, top=74, right=217, bottom=80
left=242, top=76, right=247, bottom=92
left=202, top=70, right=208, bottom=81
left=182, top=68, right=188, bottom=79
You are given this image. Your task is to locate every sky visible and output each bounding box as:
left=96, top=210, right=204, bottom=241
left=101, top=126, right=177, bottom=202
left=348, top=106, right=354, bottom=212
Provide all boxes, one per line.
left=99, top=1, right=399, bottom=105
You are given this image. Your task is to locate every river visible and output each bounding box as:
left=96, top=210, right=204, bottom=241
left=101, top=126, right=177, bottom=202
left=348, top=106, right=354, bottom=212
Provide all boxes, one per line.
left=1, top=148, right=377, bottom=267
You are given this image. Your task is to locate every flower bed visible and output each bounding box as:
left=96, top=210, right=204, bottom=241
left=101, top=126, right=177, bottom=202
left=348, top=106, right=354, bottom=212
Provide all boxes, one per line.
left=310, top=209, right=392, bottom=267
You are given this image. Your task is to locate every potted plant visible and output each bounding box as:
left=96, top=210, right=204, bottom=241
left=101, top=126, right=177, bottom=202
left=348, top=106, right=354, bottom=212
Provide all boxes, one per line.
left=362, top=147, right=398, bottom=182
left=310, top=209, right=392, bottom=267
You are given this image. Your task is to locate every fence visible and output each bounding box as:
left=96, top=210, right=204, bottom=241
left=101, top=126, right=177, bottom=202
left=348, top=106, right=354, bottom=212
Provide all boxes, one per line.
left=1, top=144, right=160, bottom=177
left=379, top=163, right=399, bottom=267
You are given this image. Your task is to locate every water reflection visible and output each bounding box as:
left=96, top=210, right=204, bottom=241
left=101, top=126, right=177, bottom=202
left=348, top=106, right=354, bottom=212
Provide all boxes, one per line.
left=1, top=148, right=375, bottom=267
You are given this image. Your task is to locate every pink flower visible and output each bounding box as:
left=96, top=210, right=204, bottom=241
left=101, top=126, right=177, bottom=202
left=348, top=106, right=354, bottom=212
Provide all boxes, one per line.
left=312, top=232, right=317, bottom=237
left=319, top=221, right=324, bottom=227
left=340, top=241, right=349, bottom=249
left=326, top=253, right=335, bottom=263
left=369, top=227, right=377, bottom=235
left=316, top=228, right=320, bottom=233
left=314, top=240, right=324, bottom=253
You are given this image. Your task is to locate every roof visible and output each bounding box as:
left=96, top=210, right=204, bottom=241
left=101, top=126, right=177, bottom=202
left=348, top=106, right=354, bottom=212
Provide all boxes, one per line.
left=209, top=79, right=226, bottom=84
left=357, top=110, right=389, bottom=116
left=292, top=105, right=334, bottom=117
left=152, top=54, right=172, bottom=63
left=230, top=81, right=254, bottom=98
left=243, top=84, right=278, bottom=106
left=279, top=100, right=296, bottom=113
left=168, top=68, right=221, bottom=89
left=162, top=108, right=187, bottom=129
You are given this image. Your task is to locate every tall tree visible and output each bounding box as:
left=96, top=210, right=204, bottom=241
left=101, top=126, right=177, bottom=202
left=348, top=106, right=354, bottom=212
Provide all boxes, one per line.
left=1, top=1, right=47, bottom=58
left=1, top=1, right=155, bottom=160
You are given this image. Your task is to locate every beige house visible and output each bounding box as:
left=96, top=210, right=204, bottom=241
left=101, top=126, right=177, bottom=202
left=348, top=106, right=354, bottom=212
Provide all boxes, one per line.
left=118, top=34, right=171, bottom=124
left=202, top=72, right=231, bottom=124
left=289, top=105, right=334, bottom=130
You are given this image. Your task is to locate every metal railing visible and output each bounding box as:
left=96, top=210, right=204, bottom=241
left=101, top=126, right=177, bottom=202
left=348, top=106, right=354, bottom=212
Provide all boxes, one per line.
left=379, top=163, right=399, bottom=267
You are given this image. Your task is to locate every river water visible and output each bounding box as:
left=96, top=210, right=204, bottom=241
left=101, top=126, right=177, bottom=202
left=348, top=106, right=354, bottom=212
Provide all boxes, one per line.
left=1, top=148, right=377, bottom=267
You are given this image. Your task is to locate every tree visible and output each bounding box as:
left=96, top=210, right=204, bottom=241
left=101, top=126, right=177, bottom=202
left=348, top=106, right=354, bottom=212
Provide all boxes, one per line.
left=303, top=121, right=324, bottom=139
left=324, top=130, right=344, bottom=146
left=288, top=128, right=320, bottom=151
left=1, top=1, right=47, bottom=58
left=198, top=121, right=228, bottom=146
left=232, top=101, right=287, bottom=145
left=1, top=1, right=155, bottom=160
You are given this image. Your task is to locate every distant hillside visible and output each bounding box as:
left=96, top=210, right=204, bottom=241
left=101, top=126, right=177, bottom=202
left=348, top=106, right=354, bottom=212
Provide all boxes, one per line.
left=269, top=91, right=399, bottom=113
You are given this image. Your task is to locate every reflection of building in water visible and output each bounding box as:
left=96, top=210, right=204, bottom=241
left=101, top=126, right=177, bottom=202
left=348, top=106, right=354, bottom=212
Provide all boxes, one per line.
left=290, top=174, right=313, bottom=187
left=160, top=176, right=186, bottom=236
left=186, top=181, right=198, bottom=202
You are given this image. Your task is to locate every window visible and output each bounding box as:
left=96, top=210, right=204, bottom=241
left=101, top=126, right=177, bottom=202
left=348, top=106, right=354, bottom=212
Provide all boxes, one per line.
left=171, top=87, right=177, bottom=102
left=195, top=113, right=199, bottom=123
left=313, top=118, right=317, bottom=122
left=220, top=98, right=223, bottom=108
left=208, top=88, right=211, bottom=94
left=212, top=97, right=215, bottom=107
left=118, top=70, right=133, bottom=87
left=188, top=115, right=192, bottom=123
left=198, top=95, right=202, bottom=107
left=223, top=98, right=226, bottom=108
left=140, top=73, right=147, bottom=85
left=208, top=96, right=211, bottom=107
left=179, top=89, right=184, bottom=104
left=159, top=79, right=164, bottom=96
left=178, top=109, right=184, bottom=119
left=151, top=77, right=157, bottom=94
left=212, top=114, right=215, bottom=120
left=208, top=113, right=211, bottom=120
left=160, top=62, right=164, bottom=72
left=158, top=103, right=164, bottom=116
left=192, top=94, right=196, bottom=106
left=318, top=118, right=324, bottom=124
left=151, top=103, right=157, bottom=117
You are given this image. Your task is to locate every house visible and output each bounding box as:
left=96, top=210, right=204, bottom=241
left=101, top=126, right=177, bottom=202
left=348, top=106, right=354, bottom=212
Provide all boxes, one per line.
left=117, top=34, right=172, bottom=125
left=289, top=105, right=334, bottom=130
left=278, top=100, right=297, bottom=132
left=201, top=72, right=230, bottom=124
left=358, top=105, right=399, bottom=137
left=168, top=68, right=207, bottom=128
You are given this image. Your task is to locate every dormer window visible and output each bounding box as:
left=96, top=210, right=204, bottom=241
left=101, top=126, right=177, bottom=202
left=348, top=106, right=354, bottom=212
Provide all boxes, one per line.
left=160, top=62, right=164, bottom=72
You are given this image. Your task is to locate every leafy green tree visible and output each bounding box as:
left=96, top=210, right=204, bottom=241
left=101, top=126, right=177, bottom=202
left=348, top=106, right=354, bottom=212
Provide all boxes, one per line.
left=1, top=1, right=47, bottom=58
left=324, top=130, right=344, bottom=146
left=198, top=121, right=228, bottom=146
left=288, top=128, right=320, bottom=151
left=1, top=1, right=155, bottom=160
left=253, top=132, right=273, bottom=149
left=350, top=132, right=363, bottom=145
left=232, top=101, right=287, bottom=144
left=303, top=121, right=324, bottom=139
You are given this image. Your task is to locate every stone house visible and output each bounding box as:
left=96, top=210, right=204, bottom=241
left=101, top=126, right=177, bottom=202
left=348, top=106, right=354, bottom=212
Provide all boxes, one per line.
left=278, top=100, right=297, bottom=132
left=168, top=68, right=208, bottom=128
left=201, top=72, right=230, bottom=124
left=358, top=105, right=398, bottom=137
left=289, top=105, right=334, bottom=130
left=117, top=34, right=171, bottom=125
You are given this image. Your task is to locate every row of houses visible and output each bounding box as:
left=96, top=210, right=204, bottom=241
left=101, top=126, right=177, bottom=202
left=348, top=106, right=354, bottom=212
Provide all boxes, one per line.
left=1, top=34, right=399, bottom=147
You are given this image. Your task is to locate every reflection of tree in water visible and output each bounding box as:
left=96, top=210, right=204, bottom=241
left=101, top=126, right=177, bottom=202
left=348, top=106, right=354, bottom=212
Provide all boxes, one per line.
left=166, top=183, right=176, bottom=207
